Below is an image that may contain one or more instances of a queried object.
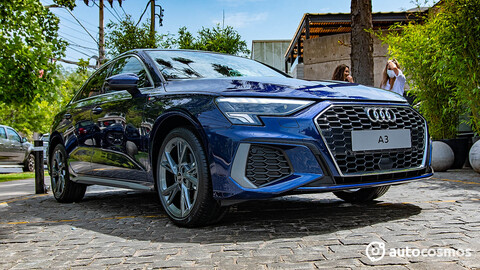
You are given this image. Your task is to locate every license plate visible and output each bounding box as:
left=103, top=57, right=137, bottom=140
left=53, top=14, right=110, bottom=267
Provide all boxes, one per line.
left=351, top=129, right=411, bottom=151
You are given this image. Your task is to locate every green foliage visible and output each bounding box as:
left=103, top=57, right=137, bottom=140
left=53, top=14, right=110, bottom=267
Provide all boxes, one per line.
left=53, top=0, right=76, bottom=10
left=174, top=24, right=250, bottom=56
left=0, top=0, right=67, bottom=106
left=0, top=64, right=91, bottom=138
left=377, top=0, right=480, bottom=139
left=105, top=15, right=172, bottom=56
left=105, top=18, right=249, bottom=57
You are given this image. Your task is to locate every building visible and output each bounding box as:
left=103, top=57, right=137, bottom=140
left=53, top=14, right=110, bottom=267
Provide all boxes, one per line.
left=251, top=40, right=291, bottom=72
left=284, top=11, right=424, bottom=86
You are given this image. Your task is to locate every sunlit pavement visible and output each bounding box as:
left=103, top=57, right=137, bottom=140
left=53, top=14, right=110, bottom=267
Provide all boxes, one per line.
left=1, top=169, right=479, bottom=269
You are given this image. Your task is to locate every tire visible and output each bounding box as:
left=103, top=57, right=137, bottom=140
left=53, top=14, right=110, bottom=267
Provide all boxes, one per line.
left=333, top=185, right=390, bottom=203
left=23, top=153, right=35, bottom=172
left=156, top=127, right=226, bottom=227
left=50, top=144, right=86, bottom=203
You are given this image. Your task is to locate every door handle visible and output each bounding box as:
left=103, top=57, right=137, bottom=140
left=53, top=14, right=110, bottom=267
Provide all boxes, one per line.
left=64, top=113, right=72, bottom=120
left=92, top=107, right=103, bottom=114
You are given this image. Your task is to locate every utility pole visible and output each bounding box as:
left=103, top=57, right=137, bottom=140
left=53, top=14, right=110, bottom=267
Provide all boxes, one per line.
left=150, top=0, right=155, bottom=41
left=98, top=0, right=105, bottom=68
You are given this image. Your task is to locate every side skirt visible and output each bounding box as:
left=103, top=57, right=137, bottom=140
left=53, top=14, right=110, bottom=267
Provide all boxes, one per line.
left=71, top=175, right=155, bottom=191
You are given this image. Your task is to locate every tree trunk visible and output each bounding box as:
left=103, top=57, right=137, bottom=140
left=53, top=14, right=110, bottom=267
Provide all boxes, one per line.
left=351, top=0, right=374, bottom=86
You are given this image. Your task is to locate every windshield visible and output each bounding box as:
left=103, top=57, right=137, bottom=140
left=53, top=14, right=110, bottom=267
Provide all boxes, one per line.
left=146, top=50, right=286, bottom=80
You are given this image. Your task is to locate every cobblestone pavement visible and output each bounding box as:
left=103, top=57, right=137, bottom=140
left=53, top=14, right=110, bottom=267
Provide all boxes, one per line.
left=1, top=169, right=480, bottom=269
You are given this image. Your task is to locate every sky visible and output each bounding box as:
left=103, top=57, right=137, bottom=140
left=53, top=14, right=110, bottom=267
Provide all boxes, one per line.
left=39, top=0, right=436, bottom=69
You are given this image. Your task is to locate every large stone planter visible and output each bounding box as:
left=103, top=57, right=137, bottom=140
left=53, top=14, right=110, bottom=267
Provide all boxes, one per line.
left=431, top=141, right=454, bottom=172
left=440, top=138, right=470, bottom=169
left=469, top=140, right=480, bottom=173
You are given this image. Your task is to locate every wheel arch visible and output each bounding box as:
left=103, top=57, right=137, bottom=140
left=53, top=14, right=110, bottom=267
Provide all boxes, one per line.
left=149, top=110, right=211, bottom=187
left=47, top=132, right=65, bottom=173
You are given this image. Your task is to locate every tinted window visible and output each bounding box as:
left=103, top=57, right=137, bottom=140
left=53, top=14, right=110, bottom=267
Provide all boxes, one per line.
left=76, top=68, right=109, bottom=101
left=6, top=128, right=21, bottom=142
left=146, top=50, right=286, bottom=80
left=109, top=56, right=152, bottom=89
left=0, top=127, right=6, bottom=139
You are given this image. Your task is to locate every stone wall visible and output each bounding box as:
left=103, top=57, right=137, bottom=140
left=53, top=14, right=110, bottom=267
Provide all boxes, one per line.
left=302, top=32, right=389, bottom=88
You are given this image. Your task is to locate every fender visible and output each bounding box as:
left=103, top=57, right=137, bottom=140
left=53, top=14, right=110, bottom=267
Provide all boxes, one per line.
left=148, top=109, right=212, bottom=170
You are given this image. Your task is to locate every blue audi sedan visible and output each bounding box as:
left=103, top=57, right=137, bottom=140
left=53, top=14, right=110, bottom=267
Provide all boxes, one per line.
left=48, top=49, right=432, bottom=227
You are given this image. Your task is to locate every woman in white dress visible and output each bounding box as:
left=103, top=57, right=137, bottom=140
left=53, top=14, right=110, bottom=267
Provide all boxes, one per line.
left=380, top=59, right=406, bottom=96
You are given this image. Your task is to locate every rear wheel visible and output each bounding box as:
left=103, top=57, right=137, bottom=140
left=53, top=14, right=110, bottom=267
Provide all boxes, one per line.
left=50, top=144, right=86, bottom=203
left=156, top=128, right=226, bottom=227
left=333, top=186, right=390, bottom=203
left=23, top=153, right=35, bottom=172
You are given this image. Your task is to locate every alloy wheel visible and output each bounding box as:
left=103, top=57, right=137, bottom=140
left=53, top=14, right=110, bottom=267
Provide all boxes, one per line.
left=27, top=154, right=35, bottom=172
left=51, top=149, right=66, bottom=196
left=158, top=137, right=199, bottom=219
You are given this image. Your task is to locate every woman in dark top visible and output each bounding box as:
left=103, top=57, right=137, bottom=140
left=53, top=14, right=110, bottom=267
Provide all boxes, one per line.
left=332, top=64, right=354, bottom=83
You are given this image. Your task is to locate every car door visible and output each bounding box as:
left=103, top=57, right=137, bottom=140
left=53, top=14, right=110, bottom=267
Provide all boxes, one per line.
left=0, top=127, right=10, bottom=162
left=5, top=127, right=24, bottom=163
left=89, top=55, right=152, bottom=182
left=63, top=66, right=110, bottom=176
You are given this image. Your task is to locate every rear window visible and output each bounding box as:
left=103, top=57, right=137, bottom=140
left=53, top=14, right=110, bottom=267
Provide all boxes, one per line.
left=146, top=50, right=286, bottom=80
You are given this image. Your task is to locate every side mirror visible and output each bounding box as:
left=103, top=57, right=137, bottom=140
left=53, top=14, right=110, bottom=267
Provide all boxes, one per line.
left=105, top=73, right=142, bottom=97
left=22, top=137, right=28, bottom=143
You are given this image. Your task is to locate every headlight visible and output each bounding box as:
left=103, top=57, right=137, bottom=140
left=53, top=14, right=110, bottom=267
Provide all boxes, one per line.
left=216, top=97, right=314, bottom=125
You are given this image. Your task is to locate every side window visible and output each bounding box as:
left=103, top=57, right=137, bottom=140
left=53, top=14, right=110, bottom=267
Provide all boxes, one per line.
left=6, top=128, right=21, bottom=142
left=0, top=127, right=6, bottom=139
left=109, top=56, right=152, bottom=90
left=76, top=68, right=109, bottom=101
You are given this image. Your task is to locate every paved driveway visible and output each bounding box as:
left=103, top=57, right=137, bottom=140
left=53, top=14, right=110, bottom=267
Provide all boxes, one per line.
left=1, top=169, right=479, bottom=269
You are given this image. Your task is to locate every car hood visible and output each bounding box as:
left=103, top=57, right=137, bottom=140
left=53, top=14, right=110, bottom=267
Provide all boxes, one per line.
left=164, top=76, right=406, bottom=103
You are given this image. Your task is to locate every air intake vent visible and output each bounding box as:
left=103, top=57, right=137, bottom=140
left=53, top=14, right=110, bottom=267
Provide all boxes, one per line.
left=246, top=145, right=292, bottom=186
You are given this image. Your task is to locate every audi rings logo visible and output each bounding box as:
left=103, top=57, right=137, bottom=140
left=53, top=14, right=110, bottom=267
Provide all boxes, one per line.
left=365, top=107, right=396, bottom=122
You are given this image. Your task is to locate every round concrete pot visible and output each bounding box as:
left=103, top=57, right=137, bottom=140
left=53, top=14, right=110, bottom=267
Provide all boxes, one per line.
left=469, top=140, right=480, bottom=173
left=431, top=141, right=454, bottom=172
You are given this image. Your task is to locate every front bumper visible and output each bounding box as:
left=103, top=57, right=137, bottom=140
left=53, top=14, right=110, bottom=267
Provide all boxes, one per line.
left=207, top=101, right=433, bottom=200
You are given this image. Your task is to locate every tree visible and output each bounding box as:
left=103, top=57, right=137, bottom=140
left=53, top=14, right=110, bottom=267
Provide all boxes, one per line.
left=106, top=15, right=155, bottom=56
left=0, top=0, right=76, bottom=137
left=175, top=24, right=250, bottom=56
left=0, top=61, right=92, bottom=137
left=105, top=15, right=173, bottom=57
left=350, top=0, right=374, bottom=86
left=377, top=0, right=480, bottom=138
left=0, top=0, right=71, bottom=105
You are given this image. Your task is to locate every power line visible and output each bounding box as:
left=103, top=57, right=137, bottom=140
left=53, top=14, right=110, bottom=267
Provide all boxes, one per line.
left=50, top=5, right=99, bottom=46
left=120, top=5, right=127, bottom=16
left=67, top=45, right=95, bottom=58
left=55, top=8, right=98, bottom=29
left=55, top=13, right=98, bottom=34
left=61, top=36, right=98, bottom=52
left=93, top=1, right=121, bottom=22
left=136, top=1, right=151, bottom=27
left=59, top=31, right=95, bottom=43
left=60, top=24, right=96, bottom=39
left=111, top=5, right=123, bottom=20
left=70, top=43, right=98, bottom=53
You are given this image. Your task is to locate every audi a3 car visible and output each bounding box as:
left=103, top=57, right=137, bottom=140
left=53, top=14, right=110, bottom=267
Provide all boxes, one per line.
left=0, top=124, right=35, bottom=172
left=48, top=49, right=433, bottom=227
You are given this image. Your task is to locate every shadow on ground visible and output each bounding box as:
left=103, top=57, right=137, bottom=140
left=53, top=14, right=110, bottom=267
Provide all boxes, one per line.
left=0, top=189, right=421, bottom=244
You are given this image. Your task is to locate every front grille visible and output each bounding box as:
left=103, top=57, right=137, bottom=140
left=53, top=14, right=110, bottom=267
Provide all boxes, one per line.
left=246, top=145, right=292, bottom=186
left=315, top=105, right=426, bottom=175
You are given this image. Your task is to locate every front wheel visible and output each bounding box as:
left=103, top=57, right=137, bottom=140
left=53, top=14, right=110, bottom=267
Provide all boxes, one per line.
left=23, top=153, right=35, bottom=172
left=156, top=128, right=226, bottom=227
left=333, top=185, right=390, bottom=203
left=50, top=144, right=86, bottom=203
